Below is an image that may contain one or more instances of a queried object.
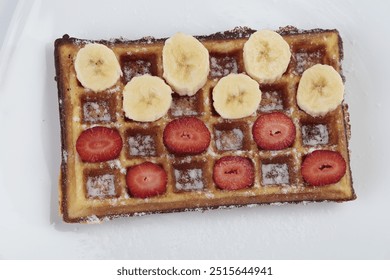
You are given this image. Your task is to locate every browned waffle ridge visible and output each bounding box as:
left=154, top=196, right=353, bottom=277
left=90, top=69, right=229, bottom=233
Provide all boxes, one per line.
left=54, top=26, right=355, bottom=223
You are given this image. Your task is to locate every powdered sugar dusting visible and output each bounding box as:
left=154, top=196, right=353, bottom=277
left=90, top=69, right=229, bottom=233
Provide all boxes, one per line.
left=215, top=128, right=244, bottom=151
left=205, top=192, right=215, bottom=199
left=170, top=96, right=198, bottom=117
left=106, top=85, right=121, bottom=94
left=262, top=163, right=289, bottom=185
left=86, top=174, right=116, bottom=198
left=259, top=91, right=284, bottom=112
left=108, top=160, right=126, bottom=174
left=128, top=134, right=156, bottom=156
left=302, top=124, right=329, bottom=146
left=210, top=56, right=238, bottom=78
left=83, top=101, right=111, bottom=122
left=294, top=50, right=323, bottom=75
left=62, top=150, right=68, bottom=163
left=85, top=215, right=101, bottom=224
left=174, top=168, right=204, bottom=191
left=123, top=60, right=152, bottom=82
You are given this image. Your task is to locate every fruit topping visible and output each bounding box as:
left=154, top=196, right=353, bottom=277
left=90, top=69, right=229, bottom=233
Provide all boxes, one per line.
left=252, top=112, right=296, bottom=150
left=76, top=126, right=122, bottom=162
left=126, top=162, right=167, bottom=198
left=301, top=150, right=346, bottom=186
left=163, top=117, right=211, bottom=155
left=213, top=156, right=254, bottom=190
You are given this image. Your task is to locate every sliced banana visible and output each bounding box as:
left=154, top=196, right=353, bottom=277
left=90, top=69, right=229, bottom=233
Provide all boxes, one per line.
left=74, top=43, right=122, bottom=92
left=212, top=73, right=262, bottom=119
left=123, top=75, right=172, bottom=122
left=243, top=30, right=291, bottom=84
left=162, top=33, right=209, bottom=96
left=297, top=64, right=344, bottom=117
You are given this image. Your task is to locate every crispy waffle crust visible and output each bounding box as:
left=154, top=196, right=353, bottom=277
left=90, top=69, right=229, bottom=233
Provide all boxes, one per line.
left=55, top=26, right=355, bottom=223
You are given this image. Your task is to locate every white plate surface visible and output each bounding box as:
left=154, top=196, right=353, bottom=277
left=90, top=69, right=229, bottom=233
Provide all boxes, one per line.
left=0, top=0, right=389, bottom=259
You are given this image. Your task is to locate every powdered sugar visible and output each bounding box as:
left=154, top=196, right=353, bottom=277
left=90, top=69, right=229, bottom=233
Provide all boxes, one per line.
left=215, top=128, right=244, bottom=151
left=259, top=91, right=284, bottom=112
left=302, top=124, right=329, bottom=146
left=85, top=215, right=101, bottom=223
left=83, top=101, right=111, bottom=122
left=106, top=85, right=121, bottom=94
left=123, top=60, right=152, bottom=82
left=294, top=50, right=323, bottom=75
left=128, top=134, right=156, bottom=156
left=170, top=95, right=198, bottom=117
left=174, top=168, right=204, bottom=191
left=205, top=192, right=215, bottom=199
left=210, top=56, right=238, bottom=78
left=108, top=160, right=126, bottom=174
left=62, top=150, right=68, bottom=163
left=86, top=174, right=116, bottom=198
left=262, top=163, right=289, bottom=185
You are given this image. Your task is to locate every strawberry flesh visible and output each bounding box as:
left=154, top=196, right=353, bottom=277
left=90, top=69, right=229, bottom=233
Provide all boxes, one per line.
left=213, top=156, right=254, bottom=190
left=76, top=126, right=123, bottom=162
left=252, top=112, right=296, bottom=150
left=126, top=162, right=167, bottom=198
left=301, top=150, right=346, bottom=186
left=163, top=117, right=211, bottom=155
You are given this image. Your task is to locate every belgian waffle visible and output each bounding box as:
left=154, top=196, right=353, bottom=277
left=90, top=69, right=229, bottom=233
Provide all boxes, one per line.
left=54, top=26, right=355, bottom=223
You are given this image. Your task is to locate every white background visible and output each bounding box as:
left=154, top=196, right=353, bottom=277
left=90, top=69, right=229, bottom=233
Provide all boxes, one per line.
left=0, top=0, right=389, bottom=259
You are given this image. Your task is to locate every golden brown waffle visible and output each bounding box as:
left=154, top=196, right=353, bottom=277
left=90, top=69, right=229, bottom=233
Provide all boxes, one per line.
left=54, top=26, right=355, bottom=223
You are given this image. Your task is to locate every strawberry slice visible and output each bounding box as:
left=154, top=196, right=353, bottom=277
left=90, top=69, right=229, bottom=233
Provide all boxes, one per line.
left=213, top=156, right=254, bottom=190
left=76, top=126, right=123, bottom=162
left=126, top=162, right=167, bottom=198
left=301, top=150, right=346, bottom=186
left=163, top=117, right=211, bottom=155
left=252, top=112, right=296, bottom=150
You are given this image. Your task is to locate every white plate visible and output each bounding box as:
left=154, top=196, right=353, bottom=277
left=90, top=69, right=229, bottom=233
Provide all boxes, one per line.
left=0, top=0, right=389, bottom=259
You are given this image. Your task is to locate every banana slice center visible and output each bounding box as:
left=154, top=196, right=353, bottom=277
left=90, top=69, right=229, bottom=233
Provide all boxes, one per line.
left=227, top=89, right=246, bottom=105
left=311, top=78, right=328, bottom=96
left=89, top=59, right=106, bottom=75
left=257, top=42, right=272, bottom=61
left=140, top=91, right=159, bottom=106
left=174, top=51, right=197, bottom=80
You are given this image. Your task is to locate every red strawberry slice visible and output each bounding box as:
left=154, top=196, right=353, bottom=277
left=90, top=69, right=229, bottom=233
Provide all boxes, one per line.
left=126, top=162, right=167, bottom=198
left=213, top=156, right=254, bottom=190
left=301, top=150, right=346, bottom=186
left=76, top=126, right=123, bottom=162
left=163, top=117, right=211, bottom=155
left=252, top=112, right=296, bottom=150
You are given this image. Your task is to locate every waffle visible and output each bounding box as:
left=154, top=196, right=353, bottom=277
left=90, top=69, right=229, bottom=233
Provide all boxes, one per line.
left=54, top=26, right=355, bottom=223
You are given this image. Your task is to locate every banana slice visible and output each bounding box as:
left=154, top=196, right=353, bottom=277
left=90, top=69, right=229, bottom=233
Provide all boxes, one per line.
left=74, top=43, right=122, bottom=92
left=243, top=30, right=291, bottom=83
left=297, top=64, right=344, bottom=117
left=163, top=33, right=209, bottom=96
left=212, top=73, right=262, bottom=119
left=122, top=75, right=172, bottom=122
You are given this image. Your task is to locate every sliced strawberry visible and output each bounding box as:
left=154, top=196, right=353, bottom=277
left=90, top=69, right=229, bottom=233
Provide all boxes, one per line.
left=252, top=112, right=296, bottom=150
left=163, top=117, right=211, bottom=155
left=301, top=150, right=346, bottom=186
left=126, top=162, right=167, bottom=198
left=76, top=126, right=123, bottom=162
left=213, top=156, right=254, bottom=190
